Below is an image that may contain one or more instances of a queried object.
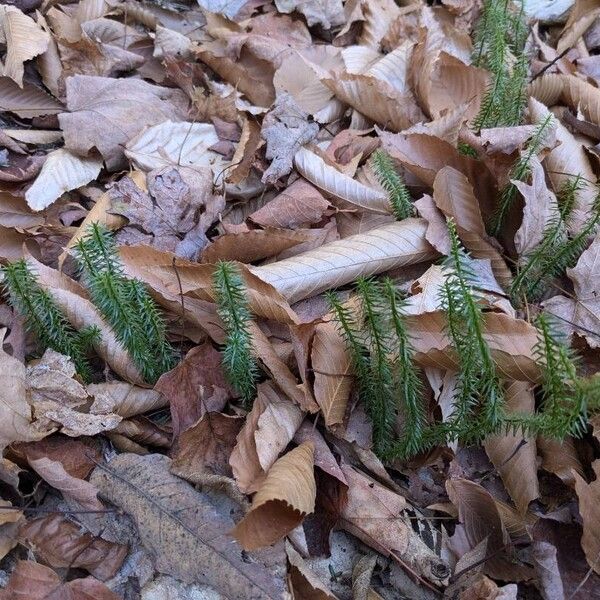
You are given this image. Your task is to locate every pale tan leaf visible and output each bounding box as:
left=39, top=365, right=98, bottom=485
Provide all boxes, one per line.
left=528, top=73, right=565, bottom=106
left=543, top=231, right=600, bottom=348
left=561, top=75, right=600, bottom=127
left=365, top=41, right=412, bottom=93
left=573, top=460, right=600, bottom=574
left=91, top=453, right=286, bottom=597
left=255, top=390, right=304, bottom=472
left=294, top=146, right=390, bottom=214
left=230, top=388, right=270, bottom=494
left=2, top=129, right=62, bottom=145
left=433, top=166, right=512, bottom=288
left=529, top=97, right=597, bottom=235
left=322, top=73, right=424, bottom=132
left=311, top=320, right=352, bottom=427
left=233, top=442, right=316, bottom=551
left=227, top=117, right=262, bottom=184
left=86, top=382, right=166, bottom=418
left=0, top=335, right=47, bottom=451
left=25, top=149, right=103, bottom=212
left=0, top=226, right=26, bottom=261
left=0, top=6, right=49, bottom=87
left=27, top=254, right=144, bottom=384
left=251, top=218, right=438, bottom=303
left=340, top=463, right=450, bottom=586
left=27, top=456, right=103, bottom=510
left=407, top=311, right=540, bottom=382
left=404, top=265, right=446, bottom=315
left=358, top=0, right=402, bottom=49
left=58, top=188, right=126, bottom=268
left=275, top=0, right=344, bottom=28
left=513, top=156, right=561, bottom=258
left=414, top=194, right=452, bottom=254
left=484, top=381, right=539, bottom=515
left=125, top=121, right=228, bottom=182
left=0, top=77, right=63, bottom=117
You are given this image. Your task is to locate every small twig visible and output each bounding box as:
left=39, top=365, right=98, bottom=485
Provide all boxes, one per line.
left=531, top=47, right=571, bottom=82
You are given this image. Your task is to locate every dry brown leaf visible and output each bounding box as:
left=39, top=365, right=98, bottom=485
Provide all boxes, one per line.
left=0, top=6, right=49, bottom=87
left=0, top=191, right=44, bottom=228
left=171, top=412, right=244, bottom=480
left=28, top=456, right=104, bottom=510
left=528, top=98, right=596, bottom=235
left=573, top=460, right=600, bottom=575
left=119, top=245, right=300, bottom=325
left=86, top=382, right=166, bottom=418
left=91, top=453, right=287, bottom=598
left=19, top=514, right=127, bottom=581
left=25, top=148, right=103, bottom=212
left=233, top=442, right=316, bottom=550
left=202, top=228, right=317, bottom=264
left=447, top=478, right=529, bottom=580
left=154, top=343, right=231, bottom=439
left=294, top=146, right=390, bottom=214
left=311, top=320, right=352, bottom=427
left=230, top=387, right=271, bottom=494
left=538, top=435, right=583, bottom=487
left=433, top=166, right=511, bottom=288
left=27, top=255, right=144, bottom=384
left=322, top=73, right=424, bottom=132
left=251, top=218, right=437, bottom=303
left=407, top=311, right=540, bottom=382
left=414, top=194, right=452, bottom=254
left=250, top=179, right=330, bottom=229
left=484, top=381, right=539, bottom=515
left=532, top=541, right=565, bottom=600
left=228, top=118, right=262, bottom=184
left=543, top=231, right=600, bottom=348
left=340, top=463, right=449, bottom=586
left=59, top=75, right=189, bottom=170
left=0, top=77, right=63, bottom=117
left=561, top=75, right=600, bottom=127
left=0, top=225, right=26, bottom=261
left=0, top=560, right=121, bottom=600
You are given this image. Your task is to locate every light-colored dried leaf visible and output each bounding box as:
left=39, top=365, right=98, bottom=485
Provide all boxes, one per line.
left=25, top=148, right=102, bottom=212
left=251, top=218, right=437, bottom=303
left=573, top=460, right=600, bottom=575
left=233, top=442, right=316, bottom=550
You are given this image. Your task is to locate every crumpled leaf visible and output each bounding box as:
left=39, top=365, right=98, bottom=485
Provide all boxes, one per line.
left=543, top=231, right=600, bottom=348
left=27, top=456, right=104, bottom=510
left=0, top=560, right=120, bottom=600
left=110, top=168, right=220, bottom=260
left=19, top=514, right=127, bottom=581
left=91, top=453, right=287, bottom=598
left=0, top=332, right=48, bottom=450
left=251, top=218, right=437, bottom=303
left=196, top=0, right=249, bottom=20
left=262, top=94, right=319, bottom=184
left=532, top=541, right=565, bottom=600
left=25, top=148, right=103, bottom=212
left=86, top=382, right=166, bottom=418
left=0, top=5, right=49, bottom=87
left=286, top=541, right=338, bottom=599
left=233, top=442, right=316, bottom=550
left=275, top=0, right=344, bottom=29
left=124, top=121, right=229, bottom=183
left=59, top=75, right=188, bottom=170
left=340, top=463, right=450, bottom=586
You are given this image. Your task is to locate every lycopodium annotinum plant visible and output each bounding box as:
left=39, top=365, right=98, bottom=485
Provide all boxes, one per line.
left=1, top=223, right=175, bottom=384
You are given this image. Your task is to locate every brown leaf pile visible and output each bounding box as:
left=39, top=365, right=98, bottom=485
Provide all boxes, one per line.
left=2, top=0, right=600, bottom=598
